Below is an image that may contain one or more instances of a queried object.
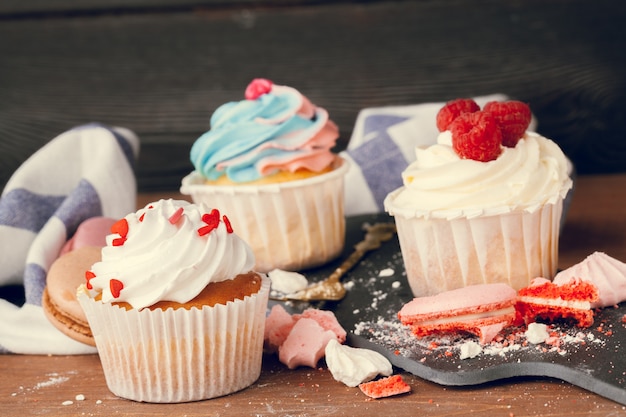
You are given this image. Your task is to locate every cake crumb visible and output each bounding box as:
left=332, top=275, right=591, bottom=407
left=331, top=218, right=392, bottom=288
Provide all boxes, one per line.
left=75, top=394, right=85, bottom=401
left=61, top=400, right=73, bottom=406
left=359, top=375, right=411, bottom=399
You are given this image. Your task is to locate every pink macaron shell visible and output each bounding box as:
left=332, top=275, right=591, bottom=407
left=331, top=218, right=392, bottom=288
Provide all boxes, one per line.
left=399, top=283, right=517, bottom=318
left=476, top=322, right=508, bottom=344
left=61, top=216, right=116, bottom=255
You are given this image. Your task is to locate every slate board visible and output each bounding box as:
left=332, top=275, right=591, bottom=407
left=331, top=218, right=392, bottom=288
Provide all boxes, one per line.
left=272, top=213, right=626, bottom=406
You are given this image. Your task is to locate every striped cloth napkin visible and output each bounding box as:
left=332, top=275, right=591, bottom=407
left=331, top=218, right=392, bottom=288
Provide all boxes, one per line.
left=0, top=124, right=139, bottom=354
left=341, top=94, right=513, bottom=216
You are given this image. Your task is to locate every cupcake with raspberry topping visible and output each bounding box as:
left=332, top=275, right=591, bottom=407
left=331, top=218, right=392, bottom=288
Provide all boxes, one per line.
left=180, top=78, right=349, bottom=273
left=77, top=199, right=270, bottom=403
left=384, top=99, right=573, bottom=297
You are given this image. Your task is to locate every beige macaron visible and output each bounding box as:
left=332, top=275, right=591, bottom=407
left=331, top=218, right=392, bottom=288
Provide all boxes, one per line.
left=42, top=246, right=101, bottom=346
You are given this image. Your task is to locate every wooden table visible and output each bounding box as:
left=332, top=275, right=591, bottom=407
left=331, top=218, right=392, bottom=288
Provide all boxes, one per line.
left=2, top=173, right=626, bottom=416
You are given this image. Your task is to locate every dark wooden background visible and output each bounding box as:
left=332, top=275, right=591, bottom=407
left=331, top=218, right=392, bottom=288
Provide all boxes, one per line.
left=1, top=0, right=625, bottom=193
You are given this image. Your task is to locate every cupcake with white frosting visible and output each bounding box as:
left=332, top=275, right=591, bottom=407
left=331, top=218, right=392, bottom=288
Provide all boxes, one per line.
left=384, top=99, right=573, bottom=297
left=77, top=199, right=270, bottom=403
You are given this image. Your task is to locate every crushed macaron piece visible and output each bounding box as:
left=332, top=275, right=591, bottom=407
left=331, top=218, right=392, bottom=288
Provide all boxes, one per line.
left=358, top=375, right=411, bottom=399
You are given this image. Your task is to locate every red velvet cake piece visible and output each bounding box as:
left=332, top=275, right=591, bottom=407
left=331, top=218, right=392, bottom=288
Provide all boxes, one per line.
left=398, top=283, right=517, bottom=344
left=359, top=375, right=411, bottom=399
left=516, top=277, right=599, bottom=328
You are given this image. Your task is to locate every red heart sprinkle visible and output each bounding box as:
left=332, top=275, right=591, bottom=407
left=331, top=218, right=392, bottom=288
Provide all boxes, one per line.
left=85, top=270, right=96, bottom=290
left=245, top=78, right=273, bottom=100
left=139, top=213, right=145, bottom=222
left=111, top=218, right=129, bottom=238
left=222, top=215, right=233, bottom=233
left=112, top=236, right=127, bottom=246
left=169, top=207, right=184, bottom=224
left=198, top=209, right=221, bottom=236
left=110, top=279, right=124, bottom=298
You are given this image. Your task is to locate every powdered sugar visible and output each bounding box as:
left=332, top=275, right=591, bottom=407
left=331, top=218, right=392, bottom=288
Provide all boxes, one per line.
left=34, top=374, right=70, bottom=389
left=354, top=314, right=608, bottom=364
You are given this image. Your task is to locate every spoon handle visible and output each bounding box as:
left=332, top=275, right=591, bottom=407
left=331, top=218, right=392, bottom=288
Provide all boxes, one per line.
left=326, top=246, right=367, bottom=284
left=272, top=222, right=396, bottom=302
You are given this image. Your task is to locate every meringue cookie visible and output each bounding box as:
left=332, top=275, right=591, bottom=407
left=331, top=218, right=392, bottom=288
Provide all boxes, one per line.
left=325, top=339, right=392, bottom=387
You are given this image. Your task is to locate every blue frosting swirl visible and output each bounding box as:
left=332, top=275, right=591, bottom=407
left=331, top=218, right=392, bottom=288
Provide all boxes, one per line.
left=190, top=85, right=337, bottom=183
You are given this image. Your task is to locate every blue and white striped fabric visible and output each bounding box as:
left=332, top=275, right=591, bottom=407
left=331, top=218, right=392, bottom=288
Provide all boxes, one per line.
left=341, top=94, right=513, bottom=216
left=0, top=124, right=139, bottom=354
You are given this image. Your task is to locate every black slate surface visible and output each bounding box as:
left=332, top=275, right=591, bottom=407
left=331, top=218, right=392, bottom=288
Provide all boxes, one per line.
left=273, top=213, right=626, bottom=406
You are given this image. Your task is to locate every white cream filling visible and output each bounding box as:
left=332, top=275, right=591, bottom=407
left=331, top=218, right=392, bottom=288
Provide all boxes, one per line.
left=518, top=296, right=590, bottom=310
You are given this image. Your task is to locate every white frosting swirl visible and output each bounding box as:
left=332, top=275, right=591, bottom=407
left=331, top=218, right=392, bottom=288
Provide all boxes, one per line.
left=324, top=339, right=392, bottom=387
left=384, top=131, right=573, bottom=219
left=88, top=199, right=256, bottom=309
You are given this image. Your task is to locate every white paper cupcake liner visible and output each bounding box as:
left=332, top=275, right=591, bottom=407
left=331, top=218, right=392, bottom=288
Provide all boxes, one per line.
left=77, top=276, right=270, bottom=403
left=387, top=195, right=564, bottom=297
left=180, top=157, right=349, bottom=273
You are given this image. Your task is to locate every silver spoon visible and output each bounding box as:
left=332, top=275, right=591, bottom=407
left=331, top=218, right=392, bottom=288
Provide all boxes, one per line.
left=272, top=222, right=396, bottom=302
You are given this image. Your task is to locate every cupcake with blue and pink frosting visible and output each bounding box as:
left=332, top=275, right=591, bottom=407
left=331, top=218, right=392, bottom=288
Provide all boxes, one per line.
left=181, top=79, right=349, bottom=273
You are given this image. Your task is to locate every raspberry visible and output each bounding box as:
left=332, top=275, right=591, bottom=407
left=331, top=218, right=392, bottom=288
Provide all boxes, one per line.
left=436, top=98, right=480, bottom=132
left=483, top=100, right=531, bottom=147
left=450, top=111, right=503, bottom=162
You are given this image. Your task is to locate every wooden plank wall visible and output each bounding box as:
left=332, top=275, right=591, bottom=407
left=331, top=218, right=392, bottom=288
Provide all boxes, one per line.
left=1, top=0, right=625, bottom=192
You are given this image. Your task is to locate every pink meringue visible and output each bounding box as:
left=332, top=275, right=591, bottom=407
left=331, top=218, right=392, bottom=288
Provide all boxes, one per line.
left=553, top=252, right=626, bottom=308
